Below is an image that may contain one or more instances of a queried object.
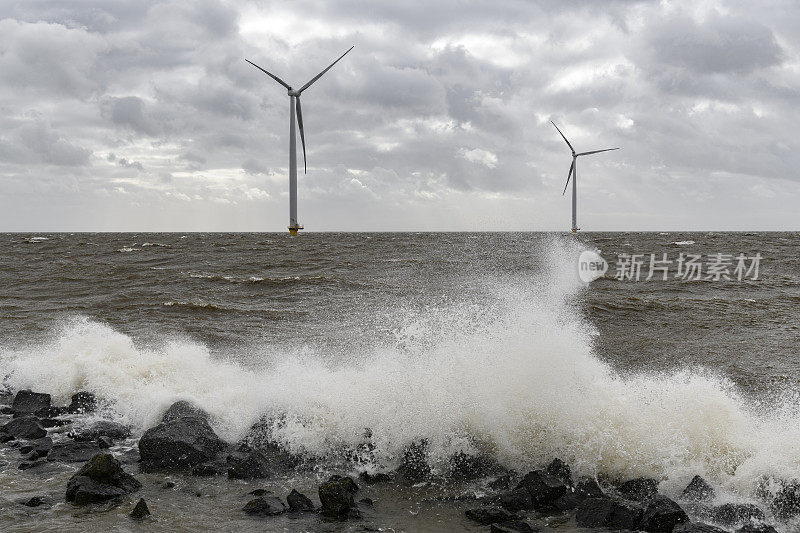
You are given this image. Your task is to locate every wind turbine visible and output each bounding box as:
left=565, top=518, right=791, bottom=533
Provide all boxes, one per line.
left=246, top=46, right=353, bottom=235
left=551, top=121, right=619, bottom=233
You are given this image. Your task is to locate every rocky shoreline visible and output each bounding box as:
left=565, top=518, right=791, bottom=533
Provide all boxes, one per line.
left=1, top=388, right=797, bottom=532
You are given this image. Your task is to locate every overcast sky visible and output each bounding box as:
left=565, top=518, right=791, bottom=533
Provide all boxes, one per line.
left=0, top=0, right=798, bottom=231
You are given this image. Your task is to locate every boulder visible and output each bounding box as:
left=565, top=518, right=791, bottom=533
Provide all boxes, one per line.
left=227, top=444, right=298, bottom=479
left=130, top=498, right=150, bottom=520
left=490, top=521, right=538, bottom=533
left=618, top=477, right=659, bottom=501
left=67, top=391, right=96, bottom=414
left=449, top=451, right=500, bottom=480
left=65, top=453, right=141, bottom=505
left=735, top=525, right=778, bottom=533
left=19, top=458, right=47, bottom=470
left=575, top=497, right=644, bottom=530
left=674, top=523, right=727, bottom=533
left=71, top=421, right=131, bottom=441
left=319, top=475, right=358, bottom=517
left=287, top=489, right=314, bottom=512
left=682, top=476, right=715, bottom=502
left=48, top=441, right=102, bottom=462
left=138, top=413, right=225, bottom=470
left=242, top=496, right=286, bottom=516
left=161, top=400, right=209, bottom=423
left=3, top=416, right=46, bottom=440
left=710, top=503, right=765, bottom=526
left=545, top=458, right=572, bottom=485
left=770, top=481, right=800, bottom=519
left=397, top=440, right=430, bottom=482
left=576, top=478, right=605, bottom=498
left=19, top=437, right=52, bottom=458
left=19, top=496, right=49, bottom=507
left=40, top=418, right=72, bottom=428
left=97, top=436, right=114, bottom=449
left=465, top=506, right=513, bottom=525
left=12, top=390, right=51, bottom=416
left=515, top=470, right=569, bottom=508
left=640, top=495, right=689, bottom=532
left=359, top=471, right=392, bottom=484
left=498, top=488, right=534, bottom=511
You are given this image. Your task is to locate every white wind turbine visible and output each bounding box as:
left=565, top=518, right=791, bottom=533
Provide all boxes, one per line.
left=246, top=46, right=353, bottom=235
left=551, top=121, right=619, bottom=233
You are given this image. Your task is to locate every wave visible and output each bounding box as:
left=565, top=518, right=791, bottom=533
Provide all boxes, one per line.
left=1, top=237, right=799, bottom=508
left=672, top=240, right=696, bottom=245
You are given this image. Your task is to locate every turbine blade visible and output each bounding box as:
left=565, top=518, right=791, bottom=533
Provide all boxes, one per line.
left=576, top=148, right=620, bottom=156
left=245, top=59, right=291, bottom=90
left=296, top=97, right=307, bottom=174
left=551, top=121, right=574, bottom=153
left=298, top=46, right=354, bottom=93
left=562, top=160, right=574, bottom=196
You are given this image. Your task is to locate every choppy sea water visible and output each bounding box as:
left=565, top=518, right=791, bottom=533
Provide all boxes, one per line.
left=0, top=232, right=798, bottom=531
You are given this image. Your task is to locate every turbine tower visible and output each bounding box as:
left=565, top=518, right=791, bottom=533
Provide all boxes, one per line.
left=551, top=121, right=619, bottom=233
left=246, top=46, right=353, bottom=235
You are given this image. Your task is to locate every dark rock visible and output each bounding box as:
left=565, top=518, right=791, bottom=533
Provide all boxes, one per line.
left=248, top=488, right=272, bottom=496
left=770, top=481, right=800, bottom=519
left=71, top=421, right=131, bottom=441
left=515, top=470, right=569, bottom=508
left=576, top=478, right=605, bottom=498
left=674, top=523, right=728, bottom=533
left=161, top=400, right=209, bottom=423
left=359, top=497, right=373, bottom=506
left=162, top=481, right=175, bottom=489
left=19, top=437, right=52, bottom=458
left=490, top=521, right=539, bottom=533
left=97, top=436, right=114, bottom=449
left=735, top=525, right=778, bottom=533
left=465, top=506, right=513, bottom=525
left=191, top=461, right=227, bottom=477
left=48, top=441, right=102, bottom=462
left=19, top=458, right=47, bottom=470
left=40, top=418, right=72, bottom=428
left=683, top=476, right=715, bottom=502
left=21, top=450, right=39, bottom=461
left=0, top=431, right=15, bottom=442
left=545, top=458, right=572, bottom=485
left=227, top=446, right=295, bottom=479
left=3, top=416, right=46, bottom=439
left=20, top=496, right=48, bottom=507
left=618, top=477, right=659, bottom=501
left=489, top=474, right=513, bottom=491
left=68, top=391, right=96, bottom=414
left=65, top=453, right=141, bottom=505
left=553, top=492, right=583, bottom=511
left=1, top=406, right=14, bottom=414
left=359, top=471, right=392, bottom=484
left=12, top=390, right=51, bottom=416
left=710, top=503, right=765, bottom=526
left=449, top=451, right=500, bottom=480
left=242, top=496, right=286, bottom=516
left=498, top=488, right=534, bottom=511
left=138, top=415, right=225, bottom=470
left=640, top=495, right=689, bottom=532
left=397, top=440, right=430, bottom=482
left=319, top=475, right=357, bottom=517
left=287, top=489, right=314, bottom=512
left=130, top=498, right=150, bottom=520
left=575, top=497, right=644, bottom=529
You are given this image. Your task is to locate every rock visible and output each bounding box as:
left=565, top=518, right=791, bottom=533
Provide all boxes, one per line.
left=359, top=497, right=373, bottom=506
left=682, top=476, right=715, bottom=502
left=65, top=453, right=141, bottom=505
left=640, top=495, right=689, bottom=532
left=48, top=441, right=102, bottom=462
left=465, top=506, right=513, bottom=525
left=498, top=488, right=534, bottom=511
left=359, top=471, right=392, bottom=484
left=489, top=474, right=513, bottom=491
left=490, top=521, right=539, bottom=533
left=3, top=416, right=46, bottom=439
left=735, top=525, right=778, bottom=533
left=545, top=458, right=572, bottom=485
left=162, top=481, right=175, bottom=489
left=138, top=415, right=225, bottom=470
left=130, top=498, right=150, bottom=520
left=248, top=488, right=272, bottom=496
left=40, top=418, right=72, bottom=428
left=710, top=503, right=765, bottom=526
left=319, top=475, right=358, bottom=517
left=19, top=459, right=47, bottom=470
left=161, top=400, right=209, bottom=423
left=770, top=481, right=800, bottom=519
left=67, top=391, right=96, bottom=414
left=575, top=497, right=644, bottom=530
left=71, top=421, right=131, bottom=441
left=242, top=496, right=286, bottom=516
left=618, top=477, right=659, bottom=501
left=396, top=439, right=430, bottom=482
left=12, top=390, right=51, bottom=416
left=20, top=496, right=48, bottom=507
left=19, top=437, right=52, bottom=458
left=191, top=462, right=227, bottom=476
left=0, top=432, right=15, bottom=443
left=97, top=436, right=114, bottom=449
left=287, top=489, right=314, bottom=512
left=227, top=445, right=297, bottom=479
left=515, top=470, right=569, bottom=508
left=576, top=478, right=605, bottom=498
left=449, top=451, right=500, bottom=480
left=674, top=523, right=728, bottom=533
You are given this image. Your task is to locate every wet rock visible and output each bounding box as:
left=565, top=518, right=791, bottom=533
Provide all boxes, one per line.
left=19, top=458, right=48, bottom=470
left=450, top=451, right=501, bottom=480
left=67, top=391, right=96, bottom=414
left=545, top=458, right=572, bottom=485
left=242, top=496, right=286, bottom=516
left=3, top=416, right=46, bottom=439
left=640, top=495, right=689, bottom=532
left=130, top=498, right=150, bottom=520
left=19, top=436, right=52, bottom=458
left=710, top=503, right=765, bottom=526
left=359, top=497, right=373, bottom=506
left=770, top=481, right=800, bottom=519
left=683, top=476, right=715, bottom=502
left=19, top=496, right=48, bottom=507
left=359, top=471, right=392, bottom=484
left=498, top=488, right=534, bottom=511
left=575, top=497, right=644, bottom=530
left=618, top=477, right=659, bottom=501
left=65, top=453, right=141, bottom=505
left=674, top=523, right=728, bottom=533
left=490, top=521, right=539, bottom=533
left=576, top=478, right=605, bottom=498
left=735, top=525, right=778, bottom=533
left=138, top=413, right=225, bottom=470
left=71, top=421, right=131, bottom=441
left=40, top=418, right=72, bottom=428
left=319, top=475, right=358, bottom=517
left=397, top=440, right=431, bottom=482
left=515, top=470, right=569, bottom=509
left=1, top=406, right=13, bottom=415
left=97, top=436, right=114, bottom=449
left=248, top=488, right=272, bottom=496
left=48, top=441, right=102, bottom=462
left=12, top=390, right=51, bottom=416
left=489, top=474, right=513, bottom=491
left=227, top=445, right=298, bottom=479
left=465, top=506, right=513, bottom=525
left=287, top=489, right=314, bottom=512
left=162, top=481, right=175, bottom=489
left=161, top=400, right=209, bottom=423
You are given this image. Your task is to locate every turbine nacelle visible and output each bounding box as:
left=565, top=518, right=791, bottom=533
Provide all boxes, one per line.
left=287, top=89, right=299, bottom=97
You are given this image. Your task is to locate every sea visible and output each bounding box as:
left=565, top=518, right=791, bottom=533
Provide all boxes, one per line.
left=0, top=231, right=798, bottom=532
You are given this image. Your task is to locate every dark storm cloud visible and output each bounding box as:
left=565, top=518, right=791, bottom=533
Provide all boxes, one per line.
left=0, top=0, right=798, bottom=230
